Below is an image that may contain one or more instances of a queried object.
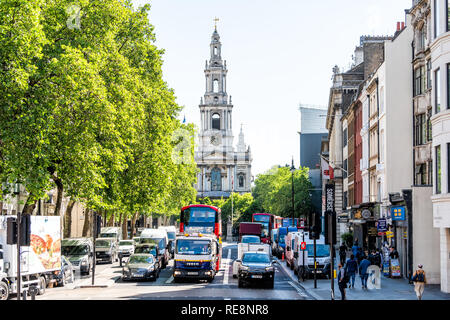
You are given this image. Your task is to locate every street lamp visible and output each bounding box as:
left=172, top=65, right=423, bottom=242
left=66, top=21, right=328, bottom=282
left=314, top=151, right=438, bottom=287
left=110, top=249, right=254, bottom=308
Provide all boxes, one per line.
left=14, top=181, right=21, bottom=300
left=290, top=157, right=295, bottom=228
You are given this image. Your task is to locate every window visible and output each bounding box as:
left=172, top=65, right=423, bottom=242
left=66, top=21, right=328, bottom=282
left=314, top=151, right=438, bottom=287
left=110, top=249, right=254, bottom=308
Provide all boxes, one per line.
left=429, top=160, right=434, bottom=185
left=436, top=145, right=441, bottom=194
left=448, top=64, right=450, bottom=109
left=419, top=27, right=426, bottom=51
left=212, top=113, right=220, bottom=130
left=415, top=163, right=427, bottom=185
left=415, top=113, right=427, bottom=145
left=343, top=191, right=348, bottom=209
left=343, top=128, right=348, bottom=147
left=435, top=0, right=441, bottom=38
left=415, top=67, right=424, bottom=96
left=427, top=109, right=433, bottom=142
left=447, top=0, right=450, bottom=31
left=213, top=79, right=219, bottom=93
left=436, top=68, right=441, bottom=113
left=427, top=60, right=432, bottom=89
left=211, top=168, right=222, bottom=191
left=214, top=46, right=218, bottom=55
left=238, top=175, right=244, bottom=188
left=343, top=159, right=348, bottom=179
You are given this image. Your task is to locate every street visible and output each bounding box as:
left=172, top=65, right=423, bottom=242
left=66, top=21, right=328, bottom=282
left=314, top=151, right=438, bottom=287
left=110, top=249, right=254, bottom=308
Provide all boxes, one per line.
left=35, top=242, right=312, bottom=300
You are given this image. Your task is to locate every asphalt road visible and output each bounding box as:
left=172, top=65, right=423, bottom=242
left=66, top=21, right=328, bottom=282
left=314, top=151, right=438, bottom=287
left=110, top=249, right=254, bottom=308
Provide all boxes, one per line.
left=35, top=242, right=313, bottom=300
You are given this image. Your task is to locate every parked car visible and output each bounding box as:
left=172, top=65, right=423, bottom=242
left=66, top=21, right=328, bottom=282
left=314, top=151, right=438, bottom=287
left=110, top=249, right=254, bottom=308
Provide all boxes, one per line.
left=275, top=227, right=298, bottom=258
left=99, top=227, right=122, bottom=245
left=118, top=240, right=135, bottom=258
left=237, top=251, right=276, bottom=289
left=55, top=256, right=75, bottom=287
left=133, top=237, right=141, bottom=245
left=134, top=244, right=163, bottom=270
left=95, top=238, right=118, bottom=264
left=122, top=254, right=159, bottom=281
left=61, top=238, right=93, bottom=275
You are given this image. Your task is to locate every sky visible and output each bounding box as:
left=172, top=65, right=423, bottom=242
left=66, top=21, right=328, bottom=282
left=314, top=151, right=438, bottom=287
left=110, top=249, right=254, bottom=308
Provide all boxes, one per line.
left=132, top=0, right=412, bottom=176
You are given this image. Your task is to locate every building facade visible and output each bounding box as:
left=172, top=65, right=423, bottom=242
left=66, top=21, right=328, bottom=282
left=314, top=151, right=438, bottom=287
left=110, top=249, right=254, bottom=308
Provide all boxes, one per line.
left=195, top=27, right=253, bottom=199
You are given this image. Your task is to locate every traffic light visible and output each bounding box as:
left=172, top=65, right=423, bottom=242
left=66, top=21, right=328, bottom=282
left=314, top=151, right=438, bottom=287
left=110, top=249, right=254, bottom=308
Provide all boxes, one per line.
left=7, top=217, right=17, bottom=245
left=20, top=214, right=31, bottom=246
left=309, top=212, right=322, bottom=240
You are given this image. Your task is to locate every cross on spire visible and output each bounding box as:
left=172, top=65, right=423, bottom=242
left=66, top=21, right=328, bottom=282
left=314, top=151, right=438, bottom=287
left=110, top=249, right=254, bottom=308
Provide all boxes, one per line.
left=214, top=17, right=219, bottom=30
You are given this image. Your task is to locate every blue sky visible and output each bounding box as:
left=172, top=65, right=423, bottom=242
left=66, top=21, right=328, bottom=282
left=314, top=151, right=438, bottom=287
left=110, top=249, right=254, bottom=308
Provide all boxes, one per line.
left=132, top=0, right=411, bottom=176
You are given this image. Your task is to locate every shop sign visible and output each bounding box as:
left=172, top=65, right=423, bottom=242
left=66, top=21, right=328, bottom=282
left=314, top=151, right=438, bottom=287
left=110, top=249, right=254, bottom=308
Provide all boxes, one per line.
left=325, top=184, right=335, bottom=214
left=386, top=231, right=394, bottom=238
left=391, top=259, right=401, bottom=277
left=368, top=227, right=378, bottom=236
left=354, top=210, right=362, bottom=219
left=391, top=206, right=406, bottom=221
left=377, top=218, right=387, bottom=232
left=362, top=209, right=372, bottom=219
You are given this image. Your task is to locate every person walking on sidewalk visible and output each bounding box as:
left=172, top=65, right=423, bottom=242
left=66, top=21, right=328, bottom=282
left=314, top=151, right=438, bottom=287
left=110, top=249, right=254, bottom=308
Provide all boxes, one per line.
left=359, top=255, right=371, bottom=289
left=352, top=241, right=359, bottom=257
left=412, top=264, right=427, bottom=300
left=345, top=254, right=358, bottom=289
left=339, top=243, right=347, bottom=266
left=338, top=263, right=347, bottom=300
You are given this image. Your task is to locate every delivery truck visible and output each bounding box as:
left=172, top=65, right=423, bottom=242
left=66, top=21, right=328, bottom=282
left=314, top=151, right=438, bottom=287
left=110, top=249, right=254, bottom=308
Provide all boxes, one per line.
left=238, top=222, right=262, bottom=242
left=0, top=215, right=61, bottom=300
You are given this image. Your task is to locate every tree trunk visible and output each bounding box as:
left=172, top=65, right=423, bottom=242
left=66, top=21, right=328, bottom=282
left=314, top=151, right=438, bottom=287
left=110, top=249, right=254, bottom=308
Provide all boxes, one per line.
left=103, top=210, right=107, bottom=227
left=64, top=199, right=75, bottom=239
left=21, top=193, right=37, bottom=215
left=82, top=209, right=91, bottom=237
left=122, top=214, right=128, bottom=240
left=130, top=212, right=138, bottom=238
left=118, top=212, right=123, bottom=228
left=52, top=174, right=64, bottom=217
left=108, top=211, right=115, bottom=227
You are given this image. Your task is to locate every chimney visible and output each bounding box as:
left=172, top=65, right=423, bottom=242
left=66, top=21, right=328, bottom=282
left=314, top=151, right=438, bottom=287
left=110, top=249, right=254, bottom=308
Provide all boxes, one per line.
left=401, top=22, right=405, bottom=30
left=397, top=22, right=401, bottom=32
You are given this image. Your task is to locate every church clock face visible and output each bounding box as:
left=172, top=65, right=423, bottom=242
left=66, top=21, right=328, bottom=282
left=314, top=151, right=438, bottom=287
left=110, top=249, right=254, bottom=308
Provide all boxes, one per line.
left=210, top=133, right=222, bottom=146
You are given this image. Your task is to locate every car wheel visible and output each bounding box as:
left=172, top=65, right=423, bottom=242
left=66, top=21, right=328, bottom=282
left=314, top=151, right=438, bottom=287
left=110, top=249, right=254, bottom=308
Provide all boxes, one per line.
left=232, top=274, right=237, bottom=279
left=266, top=280, right=274, bottom=289
left=0, top=281, right=9, bottom=300
left=37, top=276, right=46, bottom=295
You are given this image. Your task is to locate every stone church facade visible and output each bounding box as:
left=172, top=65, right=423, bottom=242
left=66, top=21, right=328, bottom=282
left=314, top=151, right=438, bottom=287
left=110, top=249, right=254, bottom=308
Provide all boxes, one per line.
left=194, top=27, right=252, bottom=199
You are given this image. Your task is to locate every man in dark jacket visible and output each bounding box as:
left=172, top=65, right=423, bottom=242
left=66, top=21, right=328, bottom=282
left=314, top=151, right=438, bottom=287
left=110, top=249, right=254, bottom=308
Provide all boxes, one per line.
left=359, top=256, right=371, bottom=289
left=338, top=263, right=347, bottom=300
left=345, top=254, right=358, bottom=289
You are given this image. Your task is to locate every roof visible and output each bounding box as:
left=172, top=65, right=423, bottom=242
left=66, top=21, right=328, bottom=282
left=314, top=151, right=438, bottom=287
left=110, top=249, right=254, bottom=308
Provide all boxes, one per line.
left=181, top=204, right=220, bottom=212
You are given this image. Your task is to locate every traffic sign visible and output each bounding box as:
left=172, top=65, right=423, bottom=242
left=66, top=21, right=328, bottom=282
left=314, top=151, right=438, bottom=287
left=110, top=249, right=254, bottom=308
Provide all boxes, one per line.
left=301, top=242, right=306, bottom=250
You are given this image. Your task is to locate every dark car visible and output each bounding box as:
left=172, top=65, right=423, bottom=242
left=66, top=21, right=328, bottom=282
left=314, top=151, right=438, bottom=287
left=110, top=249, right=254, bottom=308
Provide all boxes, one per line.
left=237, top=251, right=276, bottom=289
left=133, top=243, right=162, bottom=270
left=55, top=256, right=75, bottom=287
left=122, top=254, right=159, bottom=281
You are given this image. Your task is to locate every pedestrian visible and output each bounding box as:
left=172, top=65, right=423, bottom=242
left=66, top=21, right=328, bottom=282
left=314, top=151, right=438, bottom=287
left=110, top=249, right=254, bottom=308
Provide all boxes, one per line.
left=389, top=247, right=399, bottom=259
left=359, top=255, right=371, bottom=289
left=338, top=263, right=347, bottom=300
left=339, top=242, right=347, bottom=266
left=411, top=264, right=427, bottom=300
left=345, top=254, right=358, bottom=289
left=368, top=249, right=378, bottom=266
left=356, top=247, right=364, bottom=264
left=352, top=240, right=359, bottom=257
left=375, top=249, right=383, bottom=268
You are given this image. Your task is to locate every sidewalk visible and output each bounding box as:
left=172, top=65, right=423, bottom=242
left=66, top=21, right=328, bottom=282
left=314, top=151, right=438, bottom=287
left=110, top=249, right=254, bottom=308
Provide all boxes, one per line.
left=277, top=258, right=450, bottom=300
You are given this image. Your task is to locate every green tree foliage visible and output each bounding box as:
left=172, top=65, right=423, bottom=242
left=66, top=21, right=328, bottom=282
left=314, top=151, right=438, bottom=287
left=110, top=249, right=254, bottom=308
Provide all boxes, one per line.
left=0, top=1, right=197, bottom=233
left=252, top=165, right=314, bottom=218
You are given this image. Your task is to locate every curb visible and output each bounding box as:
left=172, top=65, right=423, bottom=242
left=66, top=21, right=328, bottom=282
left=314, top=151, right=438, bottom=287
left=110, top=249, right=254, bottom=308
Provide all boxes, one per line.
left=275, top=257, right=322, bottom=300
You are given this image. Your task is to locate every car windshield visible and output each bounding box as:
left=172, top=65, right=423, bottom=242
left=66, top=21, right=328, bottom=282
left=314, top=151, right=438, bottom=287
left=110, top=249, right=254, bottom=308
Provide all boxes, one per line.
left=176, top=240, right=211, bottom=255
left=62, top=245, right=89, bottom=256
left=134, top=246, right=157, bottom=256
left=242, top=253, right=270, bottom=264
left=306, top=244, right=330, bottom=257
left=242, top=236, right=260, bottom=244
left=167, top=232, right=176, bottom=240
left=95, top=240, right=111, bottom=247
left=140, top=238, right=164, bottom=249
left=99, top=233, right=116, bottom=238
left=119, top=241, right=134, bottom=246
left=128, top=255, right=153, bottom=264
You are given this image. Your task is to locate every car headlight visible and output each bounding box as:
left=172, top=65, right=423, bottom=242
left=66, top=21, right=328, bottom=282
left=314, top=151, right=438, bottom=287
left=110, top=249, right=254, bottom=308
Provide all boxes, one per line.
left=148, top=266, right=155, bottom=272
left=265, top=266, right=274, bottom=272
left=81, top=259, right=88, bottom=266
left=324, top=258, right=331, bottom=264
left=240, top=265, right=249, bottom=271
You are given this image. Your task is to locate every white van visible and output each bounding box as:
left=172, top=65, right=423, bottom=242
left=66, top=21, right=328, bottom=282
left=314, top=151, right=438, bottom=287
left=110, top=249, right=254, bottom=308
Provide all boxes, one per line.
left=158, top=226, right=177, bottom=258
left=140, top=228, right=170, bottom=268
left=99, top=227, right=122, bottom=244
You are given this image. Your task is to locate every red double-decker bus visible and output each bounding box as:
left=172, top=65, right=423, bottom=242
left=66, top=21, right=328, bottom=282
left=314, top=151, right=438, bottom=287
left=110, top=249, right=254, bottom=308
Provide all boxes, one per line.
left=252, top=213, right=275, bottom=244
left=180, top=205, right=222, bottom=238
left=274, top=215, right=283, bottom=229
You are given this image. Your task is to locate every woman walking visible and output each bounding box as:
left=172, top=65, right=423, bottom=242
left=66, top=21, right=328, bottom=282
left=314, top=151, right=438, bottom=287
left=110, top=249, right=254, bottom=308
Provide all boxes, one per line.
left=412, top=264, right=427, bottom=300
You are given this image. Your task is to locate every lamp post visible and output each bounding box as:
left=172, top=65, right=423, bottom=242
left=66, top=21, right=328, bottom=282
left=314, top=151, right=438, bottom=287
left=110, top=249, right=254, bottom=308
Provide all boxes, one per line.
left=14, top=182, right=21, bottom=300
left=290, top=157, right=295, bottom=227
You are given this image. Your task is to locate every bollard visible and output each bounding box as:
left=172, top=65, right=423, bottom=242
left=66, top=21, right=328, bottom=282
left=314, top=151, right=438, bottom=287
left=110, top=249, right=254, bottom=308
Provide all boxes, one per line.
left=22, top=289, right=27, bottom=300
left=29, top=286, right=38, bottom=300
left=281, top=252, right=285, bottom=261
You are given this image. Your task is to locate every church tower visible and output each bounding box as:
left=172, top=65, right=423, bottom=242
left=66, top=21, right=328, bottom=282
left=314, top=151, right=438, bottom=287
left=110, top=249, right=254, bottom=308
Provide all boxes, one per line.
left=195, top=25, right=252, bottom=199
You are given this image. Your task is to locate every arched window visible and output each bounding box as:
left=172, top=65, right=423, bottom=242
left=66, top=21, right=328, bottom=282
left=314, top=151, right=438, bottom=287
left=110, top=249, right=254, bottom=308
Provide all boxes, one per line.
left=211, top=168, right=222, bottom=191
left=214, top=46, right=218, bottom=55
left=212, top=113, right=220, bottom=130
left=213, top=79, right=219, bottom=93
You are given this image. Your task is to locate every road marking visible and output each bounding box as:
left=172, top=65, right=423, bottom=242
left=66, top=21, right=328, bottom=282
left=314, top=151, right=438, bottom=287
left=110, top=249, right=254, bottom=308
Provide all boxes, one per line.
left=288, top=281, right=308, bottom=298
left=223, top=249, right=231, bottom=285
left=166, top=276, right=174, bottom=284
